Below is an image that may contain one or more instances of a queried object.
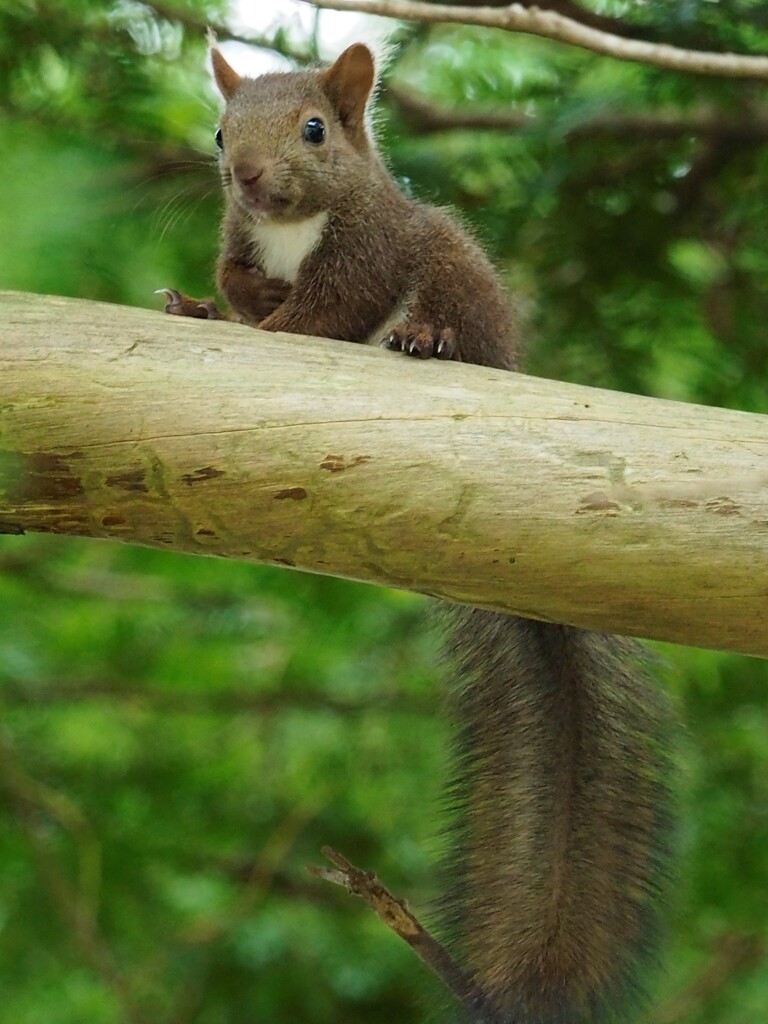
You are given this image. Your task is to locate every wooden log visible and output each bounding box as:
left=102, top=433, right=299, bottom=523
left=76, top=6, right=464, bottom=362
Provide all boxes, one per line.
left=1, top=291, right=766, bottom=656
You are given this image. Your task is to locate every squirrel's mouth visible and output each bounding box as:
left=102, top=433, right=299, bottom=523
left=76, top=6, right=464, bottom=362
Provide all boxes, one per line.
left=237, top=189, right=291, bottom=218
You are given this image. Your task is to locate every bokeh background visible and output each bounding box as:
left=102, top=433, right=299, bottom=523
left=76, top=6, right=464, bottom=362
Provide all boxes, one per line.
left=1, top=2, right=767, bottom=1022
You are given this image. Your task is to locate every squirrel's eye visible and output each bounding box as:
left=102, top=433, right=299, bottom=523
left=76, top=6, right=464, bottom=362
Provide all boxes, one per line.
left=303, top=117, right=325, bottom=145
left=214, top=128, right=223, bottom=150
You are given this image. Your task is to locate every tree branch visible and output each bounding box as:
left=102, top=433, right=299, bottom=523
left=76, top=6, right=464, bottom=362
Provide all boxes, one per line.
left=645, top=932, right=765, bottom=1024
left=389, top=85, right=768, bottom=142
left=2, top=291, right=767, bottom=657
left=308, top=846, right=503, bottom=1023
left=305, top=0, right=768, bottom=81
left=139, top=1, right=314, bottom=63
left=452, top=0, right=655, bottom=40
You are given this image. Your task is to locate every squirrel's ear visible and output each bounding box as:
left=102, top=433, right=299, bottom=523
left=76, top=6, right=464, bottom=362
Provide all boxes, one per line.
left=210, top=46, right=242, bottom=101
left=321, top=44, right=375, bottom=135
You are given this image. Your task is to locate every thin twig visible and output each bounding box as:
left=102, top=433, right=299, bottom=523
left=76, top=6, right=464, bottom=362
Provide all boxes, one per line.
left=644, top=932, right=765, bottom=1024
left=179, top=798, right=325, bottom=947
left=143, top=2, right=314, bottom=63
left=305, top=0, right=768, bottom=81
left=307, top=846, right=503, bottom=1023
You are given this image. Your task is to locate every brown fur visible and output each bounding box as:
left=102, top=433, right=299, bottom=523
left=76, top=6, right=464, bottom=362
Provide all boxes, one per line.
left=442, top=613, right=671, bottom=1023
left=165, top=43, right=672, bottom=1023
left=206, top=44, right=518, bottom=367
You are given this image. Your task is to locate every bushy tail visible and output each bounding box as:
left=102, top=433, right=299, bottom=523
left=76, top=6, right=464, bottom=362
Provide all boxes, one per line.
left=439, top=608, right=673, bottom=1024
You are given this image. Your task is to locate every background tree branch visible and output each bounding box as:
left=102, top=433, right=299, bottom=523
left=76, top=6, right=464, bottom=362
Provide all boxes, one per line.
left=389, top=84, right=768, bottom=142
left=2, top=291, right=767, bottom=657
left=444, top=0, right=656, bottom=40
left=306, top=0, right=768, bottom=80
left=0, top=730, right=151, bottom=1024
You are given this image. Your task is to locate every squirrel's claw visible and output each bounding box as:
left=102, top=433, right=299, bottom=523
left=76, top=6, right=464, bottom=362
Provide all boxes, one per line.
left=381, top=322, right=457, bottom=361
left=156, top=288, right=223, bottom=320
left=155, top=287, right=179, bottom=310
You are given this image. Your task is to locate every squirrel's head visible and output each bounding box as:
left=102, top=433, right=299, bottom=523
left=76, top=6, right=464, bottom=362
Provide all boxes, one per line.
left=210, top=43, right=378, bottom=222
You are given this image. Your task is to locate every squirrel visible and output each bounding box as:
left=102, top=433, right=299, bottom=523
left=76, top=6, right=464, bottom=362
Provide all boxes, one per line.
left=160, top=42, right=673, bottom=1024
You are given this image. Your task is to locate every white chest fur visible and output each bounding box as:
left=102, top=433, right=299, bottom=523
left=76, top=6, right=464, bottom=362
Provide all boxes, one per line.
left=248, top=212, right=328, bottom=284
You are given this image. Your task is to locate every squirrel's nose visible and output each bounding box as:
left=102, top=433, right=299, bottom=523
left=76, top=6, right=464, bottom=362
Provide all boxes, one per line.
left=233, top=160, right=265, bottom=189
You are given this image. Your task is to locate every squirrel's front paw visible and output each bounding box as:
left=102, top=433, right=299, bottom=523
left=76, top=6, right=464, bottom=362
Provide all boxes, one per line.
left=156, top=288, right=223, bottom=320
left=381, top=322, right=457, bottom=360
left=252, top=277, right=292, bottom=321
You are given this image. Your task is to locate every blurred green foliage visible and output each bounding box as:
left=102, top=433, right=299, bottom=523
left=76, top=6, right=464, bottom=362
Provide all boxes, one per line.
left=0, top=2, right=767, bottom=1023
